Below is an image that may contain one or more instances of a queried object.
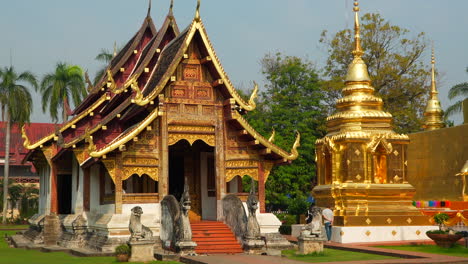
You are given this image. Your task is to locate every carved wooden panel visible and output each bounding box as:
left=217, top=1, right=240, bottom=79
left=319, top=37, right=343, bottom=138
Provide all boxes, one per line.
left=172, top=85, right=187, bottom=98
left=183, top=65, right=201, bottom=81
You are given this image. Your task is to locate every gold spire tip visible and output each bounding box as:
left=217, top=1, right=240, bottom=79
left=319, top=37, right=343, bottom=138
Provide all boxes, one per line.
left=170, top=0, right=174, bottom=12
left=147, top=0, right=152, bottom=17
left=113, top=41, right=117, bottom=57
left=195, top=0, right=201, bottom=21
left=352, top=0, right=363, bottom=57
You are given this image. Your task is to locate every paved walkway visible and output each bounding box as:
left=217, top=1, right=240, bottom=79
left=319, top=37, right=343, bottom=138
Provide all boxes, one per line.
left=182, top=241, right=468, bottom=264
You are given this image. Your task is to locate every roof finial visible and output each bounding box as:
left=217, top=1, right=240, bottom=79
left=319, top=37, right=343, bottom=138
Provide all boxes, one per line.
left=113, top=41, right=117, bottom=57
left=170, top=0, right=174, bottom=13
left=147, top=0, right=152, bottom=17
left=430, top=41, right=437, bottom=96
left=352, top=0, right=364, bottom=58
left=195, top=0, right=201, bottom=21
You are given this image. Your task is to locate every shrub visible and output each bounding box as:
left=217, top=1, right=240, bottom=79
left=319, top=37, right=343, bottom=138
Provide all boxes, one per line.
left=276, top=213, right=296, bottom=225
left=279, top=225, right=292, bottom=235
left=433, top=213, right=450, bottom=231
left=115, top=244, right=130, bottom=255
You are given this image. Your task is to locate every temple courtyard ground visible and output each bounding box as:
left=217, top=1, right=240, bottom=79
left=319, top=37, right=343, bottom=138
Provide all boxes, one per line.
left=1, top=227, right=467, bottom=264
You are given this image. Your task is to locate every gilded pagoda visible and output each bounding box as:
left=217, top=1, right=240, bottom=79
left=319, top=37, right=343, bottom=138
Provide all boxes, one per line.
left=312, top=1, right=430, bottom=228
left=422, top=46, right=445, bottom=131
left=21, top=2, right=298, bottom=251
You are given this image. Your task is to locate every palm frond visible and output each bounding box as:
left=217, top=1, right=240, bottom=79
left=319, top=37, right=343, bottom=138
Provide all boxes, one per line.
left=445, top=100, right=463, bottom=117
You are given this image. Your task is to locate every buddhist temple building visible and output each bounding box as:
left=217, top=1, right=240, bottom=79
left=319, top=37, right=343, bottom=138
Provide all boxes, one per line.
left=312, top=0, right=432, bottom=243
left=21, top=2, right=298, bottom=252
left=422, top=46, right=445, bottom=131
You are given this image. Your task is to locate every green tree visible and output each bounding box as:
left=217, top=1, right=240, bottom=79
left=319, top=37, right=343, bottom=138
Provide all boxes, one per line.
left=446, top=67, right=468, bottom=118
left=320, top=13, right=429, bottom=134
left=94, top=48, right=114, bottom=85
left=40, top=62, right=87, bottom=123
left=0, top=66, right=37, bottom=224
left=246, top=53, right=326, bottom=210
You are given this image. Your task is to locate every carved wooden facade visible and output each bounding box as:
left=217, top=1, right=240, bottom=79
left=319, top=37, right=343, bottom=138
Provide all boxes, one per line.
left=23, top=9, right=299, bottom=219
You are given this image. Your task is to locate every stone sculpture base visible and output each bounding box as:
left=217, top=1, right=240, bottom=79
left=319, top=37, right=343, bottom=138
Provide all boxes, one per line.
left=129, top=240, right=155, bottom=262
left=176, top=241, right=197, bottom=256
left=243, top=238, right=265, bottom=254
left=298, top=236, right=325, bottom=255
left=43, top=214, right=61, bottom=246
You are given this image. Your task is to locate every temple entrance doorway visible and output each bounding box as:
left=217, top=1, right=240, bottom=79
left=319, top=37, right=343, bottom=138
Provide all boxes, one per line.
left=169, top=140, right=215, bottom=222
left=57, top=174, right=72, bottom=214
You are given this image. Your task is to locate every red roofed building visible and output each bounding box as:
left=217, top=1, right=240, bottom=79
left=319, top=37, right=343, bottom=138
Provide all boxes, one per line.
left=0, top=122, right=55, bottom=184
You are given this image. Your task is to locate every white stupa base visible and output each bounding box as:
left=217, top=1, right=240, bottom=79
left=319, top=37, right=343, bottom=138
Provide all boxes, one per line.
left=331, top=226, right=436, bottom=243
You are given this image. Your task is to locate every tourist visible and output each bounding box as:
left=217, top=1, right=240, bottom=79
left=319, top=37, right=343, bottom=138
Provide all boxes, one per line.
left=322, top=205, right=334, bottom=242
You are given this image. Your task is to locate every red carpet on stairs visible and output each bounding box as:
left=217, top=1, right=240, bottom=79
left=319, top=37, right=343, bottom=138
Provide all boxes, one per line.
left=191, top=221, right=244, bottom=254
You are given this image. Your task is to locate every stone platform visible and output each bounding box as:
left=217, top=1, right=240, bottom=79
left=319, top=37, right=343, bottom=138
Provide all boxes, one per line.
left=331, top=225, right=436, bottom=243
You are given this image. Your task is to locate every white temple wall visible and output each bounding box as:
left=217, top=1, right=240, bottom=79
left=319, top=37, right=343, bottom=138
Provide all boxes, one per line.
left=38, top=165, right=51, bottom=215
left=71, top=157, right=84, bottom=213
left=89, top=164, right=115, bottom=215
left=71, top=158, right=77, bottom=213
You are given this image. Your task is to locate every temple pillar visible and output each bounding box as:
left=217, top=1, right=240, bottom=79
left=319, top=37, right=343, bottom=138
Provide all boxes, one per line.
left=83, top=167, right=90, bottom=211
left=50, top=163, right=58, bottom=214
left=258, top=163, right=266, bottom=213
left=115, top=155, right=123, bottom=214
left=215, top=105, right=226, bottom=220
left=159, top=96, right=168, bottom=200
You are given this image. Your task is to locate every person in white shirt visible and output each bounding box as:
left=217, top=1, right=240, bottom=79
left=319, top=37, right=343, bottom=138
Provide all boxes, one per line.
left=322, top=205, right=334, bottom=242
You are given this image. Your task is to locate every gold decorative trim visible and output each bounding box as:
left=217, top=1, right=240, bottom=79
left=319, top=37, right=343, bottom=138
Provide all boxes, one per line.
left=231, top=110, right=300, bottom=161
left=89, top=108, right=161, bottom=158
left=168, top=133, right=215, bottom=147
left=102, top=159, right=117, bottom=183
left=225, top=168, right=258, bottom=182
left=22, top=94, right=108, bottom=150
left=122, top=167, right=159, bottom=182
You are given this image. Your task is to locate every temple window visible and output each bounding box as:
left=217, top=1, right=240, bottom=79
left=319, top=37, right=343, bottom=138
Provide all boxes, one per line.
left=121, top=174, right=159, bottom=204
left=123, top=174, right=158, bottom=193
left=324, top=149, right=333, bottom=184
left=373, top=144, right=388, bottom=184
left=101, top=170, right=115, bottom=204
left=226, top=175, right=258, bottom=202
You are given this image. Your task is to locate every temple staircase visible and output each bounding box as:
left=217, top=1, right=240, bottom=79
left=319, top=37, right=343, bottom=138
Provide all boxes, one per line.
left=191, top=221, right=243, bottom=254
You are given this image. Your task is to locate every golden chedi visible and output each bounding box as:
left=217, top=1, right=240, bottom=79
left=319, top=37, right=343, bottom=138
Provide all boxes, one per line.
left=313, top=0, right=430, bottom=227
left=423, top=45, right=444, bottom=130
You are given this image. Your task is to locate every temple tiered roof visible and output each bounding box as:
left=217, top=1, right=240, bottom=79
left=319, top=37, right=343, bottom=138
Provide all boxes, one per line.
left=23, top=3, right=299, bottom=165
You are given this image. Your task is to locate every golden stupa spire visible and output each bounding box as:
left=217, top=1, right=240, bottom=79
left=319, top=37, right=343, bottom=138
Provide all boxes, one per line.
left=352, top=0, right=364, bottom=58
left=326, top=0, right=393, bottom=135
left=170, top=0, right=174, bottom=13
left=345, top=0, right=371, bottom=83
left=423, top=43, right=444, bottom=130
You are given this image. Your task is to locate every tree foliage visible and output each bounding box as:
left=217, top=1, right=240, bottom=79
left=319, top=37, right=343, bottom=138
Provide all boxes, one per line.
left=446, top=66, right=468, bottom=118
left=0, top=66, right=36, bottom=224
left=40, top=62, right=87, bottom=123
left=320, top=13, right=429, bottom=133
left=245, top=53, right=326, bottom=210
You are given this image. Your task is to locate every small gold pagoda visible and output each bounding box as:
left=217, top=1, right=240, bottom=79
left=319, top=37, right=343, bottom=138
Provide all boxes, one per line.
left=313, top=0, right=430, bottom=226
left=422, top=45, right=445, bottom=130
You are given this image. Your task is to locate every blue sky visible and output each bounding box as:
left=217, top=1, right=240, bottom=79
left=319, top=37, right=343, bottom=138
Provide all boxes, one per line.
left=1, top=0, right=467, bottom=125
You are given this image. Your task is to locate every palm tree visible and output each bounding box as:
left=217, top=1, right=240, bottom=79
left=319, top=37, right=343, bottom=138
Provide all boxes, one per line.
left=446, top=67, right=468, bottom=117
left=0, top=66, right=37, bottom=224
left=93, top=48, right=114, bottom=85
left=40, top=62, right=87, bottom=123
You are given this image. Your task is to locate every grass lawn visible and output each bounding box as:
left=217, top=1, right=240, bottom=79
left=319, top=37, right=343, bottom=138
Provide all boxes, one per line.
left=282, top=249, right=398, bottom=263
left=377, top=244, right=468, bottom=258
left=0, top=230, right=181, bottom=264
left=0, top=225, right=28, bottom=230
